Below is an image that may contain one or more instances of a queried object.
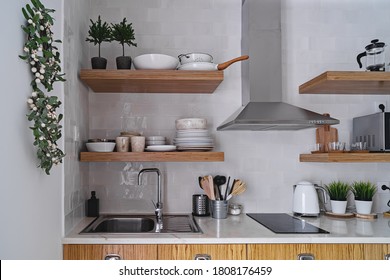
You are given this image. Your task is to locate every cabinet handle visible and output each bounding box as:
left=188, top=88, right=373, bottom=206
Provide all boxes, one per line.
left=194, top=254, right=211, bottom=260
left=104, top=254, right=121, bottom=260
left=385, top=254, right=390, bottom=260
left=297, top=253, right=315, bottom=260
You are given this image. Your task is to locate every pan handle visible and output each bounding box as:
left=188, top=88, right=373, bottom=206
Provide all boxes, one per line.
left=217, top=55, right=249, bottom=70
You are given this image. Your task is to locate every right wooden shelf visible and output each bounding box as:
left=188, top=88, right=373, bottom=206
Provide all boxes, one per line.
left=299, top=71, right=390, bottom=94
left=300, top=153, right=390, bottom=163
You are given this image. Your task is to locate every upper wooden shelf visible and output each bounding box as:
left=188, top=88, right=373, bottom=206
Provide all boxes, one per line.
left=79, top=69, right=224, bottom=93
left=299, top=71, right=390, bottom=94
left=80, top=151, right=224, bottom=162
left=300, top=152, right=390, bottom=163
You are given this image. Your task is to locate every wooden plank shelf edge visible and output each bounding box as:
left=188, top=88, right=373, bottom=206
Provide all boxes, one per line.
left=299, top=71, right=390, bottom=94
left=79, top=69, right=224, bottom=93
left=80, top=151, right=225, bottom=162
left=300, top=153, right=390, bottom=163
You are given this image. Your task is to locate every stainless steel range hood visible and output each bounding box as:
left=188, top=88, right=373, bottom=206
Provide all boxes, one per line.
left=217, top=0, right=339, bottom=131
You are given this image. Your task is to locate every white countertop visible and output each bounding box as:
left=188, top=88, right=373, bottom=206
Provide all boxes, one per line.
left=63, top=213, right=390, bottom=245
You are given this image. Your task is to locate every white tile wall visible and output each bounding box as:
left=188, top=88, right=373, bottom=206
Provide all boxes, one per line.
left=63, top=0, right=91, bottom=234
left=75, top=0, right=390, bottom=216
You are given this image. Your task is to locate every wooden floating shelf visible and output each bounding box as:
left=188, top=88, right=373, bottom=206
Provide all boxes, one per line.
left=79, top=69, right=224, bottom=93
left=300, top=153, right=390, bottom=163
left=80, top=151, right=224, bottom=162
left=299, top=71, right=390, bottom=94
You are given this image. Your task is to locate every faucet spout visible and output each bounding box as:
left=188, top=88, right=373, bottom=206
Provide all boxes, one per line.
left=138, top=168, right=163, bottom=229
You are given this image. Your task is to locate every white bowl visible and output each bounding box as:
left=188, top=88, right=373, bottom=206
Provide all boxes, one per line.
left=133, top=54, right=179, bottom=70
left=86, top=142, right=116, bottom=152
left=175, top=118, right=207, bottom=130
left=146, top=136, right=166, bottom=141
left=178, top=53, right=213, bottom=64
left=146, top=140, right=166, bottom=146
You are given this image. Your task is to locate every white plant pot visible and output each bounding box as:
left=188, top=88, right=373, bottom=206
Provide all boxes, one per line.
left=355, top=200, right=373, bottom=215
left=330, top=200, right=347, bottom=214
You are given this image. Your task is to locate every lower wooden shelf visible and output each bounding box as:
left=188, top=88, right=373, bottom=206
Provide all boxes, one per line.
left=300, top=152, right=390, bottom=163
left=80, top=151, right=224, bottom=162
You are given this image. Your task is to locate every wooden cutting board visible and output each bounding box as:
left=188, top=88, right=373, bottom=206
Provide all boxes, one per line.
left=316, top=113, right=338, bottom=152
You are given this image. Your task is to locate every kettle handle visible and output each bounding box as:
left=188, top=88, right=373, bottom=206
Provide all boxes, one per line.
left=314, top=184, right=328, bottom=204
left=356, top=51, right=367, bottom=68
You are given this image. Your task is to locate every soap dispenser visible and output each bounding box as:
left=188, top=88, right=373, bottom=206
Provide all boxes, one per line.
left=87, top=191, right=99, bottom=217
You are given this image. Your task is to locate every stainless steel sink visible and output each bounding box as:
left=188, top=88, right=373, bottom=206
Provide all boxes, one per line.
left=80, top=214, right=202, bottom=234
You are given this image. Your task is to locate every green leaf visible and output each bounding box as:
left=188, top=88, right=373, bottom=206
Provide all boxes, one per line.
left=26, top=4, right=35, bottom=17
left=22, top=8, right=30, bottom=20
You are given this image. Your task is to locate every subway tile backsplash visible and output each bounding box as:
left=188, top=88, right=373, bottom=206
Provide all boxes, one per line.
left=64, top=1, right=390, bottom=227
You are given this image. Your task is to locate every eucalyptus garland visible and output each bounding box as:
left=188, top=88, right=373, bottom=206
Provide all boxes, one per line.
left=19, top=0, right=65, bottom=175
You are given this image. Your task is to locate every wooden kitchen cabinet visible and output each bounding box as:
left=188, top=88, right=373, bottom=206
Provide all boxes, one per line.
left=63, top=243, right=389, bottom=260
left=247, top=244, right=365, bottom=260
left=363, top=244, right=390, bottom=260
left=63, top=244, right=158, bottom=260
left=158, top=244, right=246, bottom=260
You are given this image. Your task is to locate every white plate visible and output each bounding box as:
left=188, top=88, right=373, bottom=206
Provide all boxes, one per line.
left=176, top=129, right=208, bottom=133
left=145, top=145, right=177, bottom=152
left=175, top=141, right=213, bottom=144
left=176, top=145, right=214, bottom=148
left=174, top=137, right=213, bottom=141
left=177, top=147, right=214, bottom=151
left=176, top=134, right=210, bottom=139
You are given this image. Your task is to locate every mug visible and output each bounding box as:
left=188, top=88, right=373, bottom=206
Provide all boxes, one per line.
left=131, top=136, right=145, bottom=152
left=116, top=136, right=130, bottom=152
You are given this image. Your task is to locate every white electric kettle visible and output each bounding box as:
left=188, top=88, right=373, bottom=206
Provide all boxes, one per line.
left=293, top=181, right=327, bottom=217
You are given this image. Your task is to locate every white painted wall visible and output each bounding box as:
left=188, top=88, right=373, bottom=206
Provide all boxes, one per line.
left=0, top=0, right=64, bottom=259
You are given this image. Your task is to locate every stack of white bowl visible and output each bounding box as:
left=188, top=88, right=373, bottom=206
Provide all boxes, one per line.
left=146, top=136, right=166, bottom=146
left=173, top=118, right=214, bottom=151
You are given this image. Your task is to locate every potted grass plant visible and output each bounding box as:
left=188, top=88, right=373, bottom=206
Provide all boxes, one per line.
left=351, top=181, right=377, bottom=214
left=325, top=181, right=350, bottom=214
left=86, top=15, right=112, bottom=69
left=110, top=18, right=137, bottom=69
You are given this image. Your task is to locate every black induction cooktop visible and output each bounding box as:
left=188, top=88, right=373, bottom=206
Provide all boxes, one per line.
left=247, top=213, right=329, bottom=234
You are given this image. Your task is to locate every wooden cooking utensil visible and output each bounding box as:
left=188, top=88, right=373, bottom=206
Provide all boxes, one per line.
left=208, top=175, right=216, bottom=200
left=315, top=113, right=338, bottom=152
left=226, top=179, right=246, bottom=200
left=200, top=176, right=212, bottom=200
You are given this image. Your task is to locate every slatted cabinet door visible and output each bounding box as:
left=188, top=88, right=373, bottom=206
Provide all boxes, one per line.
left=63, top=244, right=158, bottom=260
left=158, top=244, right=246, bottom=260
left=363, top=244, right=390, bottom=260
left=247, top=244, right=365, bottom=260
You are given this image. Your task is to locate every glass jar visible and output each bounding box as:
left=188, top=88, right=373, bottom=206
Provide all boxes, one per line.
left=228, top=203, right=242, bottom=215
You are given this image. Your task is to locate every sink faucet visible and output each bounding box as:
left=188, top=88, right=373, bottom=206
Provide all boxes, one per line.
left=138, top=168, right=163, bottom=231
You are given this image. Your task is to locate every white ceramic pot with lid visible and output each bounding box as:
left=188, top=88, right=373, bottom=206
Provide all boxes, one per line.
left=293, top=181, right=327, bottom=217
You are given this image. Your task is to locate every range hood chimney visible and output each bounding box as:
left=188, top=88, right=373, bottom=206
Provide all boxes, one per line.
left=217, top=0, right=339, bottom=131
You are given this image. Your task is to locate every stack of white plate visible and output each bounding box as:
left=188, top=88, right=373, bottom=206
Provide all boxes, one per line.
left=145, top=136, right=177, bottom=152
left=173, top=129, right=214, bottom=151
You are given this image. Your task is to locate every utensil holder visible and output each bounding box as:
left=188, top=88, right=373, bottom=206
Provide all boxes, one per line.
left=210, top=200, right=228, bottom=219
left=192, top=194, right=210, bottom=216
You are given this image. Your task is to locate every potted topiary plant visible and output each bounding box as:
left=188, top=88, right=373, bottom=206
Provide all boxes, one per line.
left=325, top=181, right=350, bottom=214
left=86, top=15, right=111, bottom=69
left=351, top=181, right=377, bottom=214
left=110, top=18, right=137, bottom=69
